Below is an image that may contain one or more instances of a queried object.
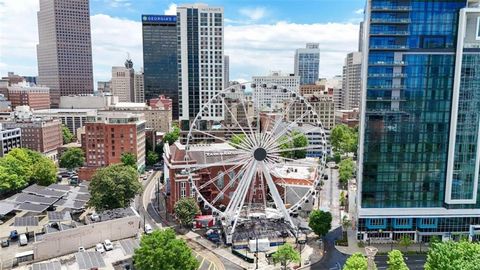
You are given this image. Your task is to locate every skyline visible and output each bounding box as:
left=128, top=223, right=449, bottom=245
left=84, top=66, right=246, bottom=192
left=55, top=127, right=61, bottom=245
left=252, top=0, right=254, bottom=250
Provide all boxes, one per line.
left=0, top=0, right=363, bottom=88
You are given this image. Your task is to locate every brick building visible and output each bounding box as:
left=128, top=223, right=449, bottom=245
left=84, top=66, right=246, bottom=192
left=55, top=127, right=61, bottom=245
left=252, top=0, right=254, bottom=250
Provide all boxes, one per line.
left=149, top=95, right=172, bottom=111
left=7, top=82, right=50, bottom=110
left=83, top=113, right=146, bottom=171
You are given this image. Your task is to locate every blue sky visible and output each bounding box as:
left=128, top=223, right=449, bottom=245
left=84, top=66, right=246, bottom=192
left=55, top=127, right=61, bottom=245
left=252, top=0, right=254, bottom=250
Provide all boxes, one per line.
left=0, top=0, right=364, bottom=86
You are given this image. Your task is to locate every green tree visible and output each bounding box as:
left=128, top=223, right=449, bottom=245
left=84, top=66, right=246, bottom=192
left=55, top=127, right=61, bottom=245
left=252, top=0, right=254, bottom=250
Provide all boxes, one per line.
left=163, top=126, right=180, bottom=145
left=146, top=151, right=159, bottom=166
left=155, top=141, right=164, bottom=157
left=272, top=243, right=300, bottom=269
left=339, top=158, right=355, bottom=187
left=387, top=250, right=409, bottom=270
left=121, top=152, right=137, bottom=168
left=31, top=158, right=57, bottom=186
left=331, top=124, right=358, bottom=156
left=174, top=197, right=200, bottom=227
left=343, top=253, right=368, bottom=270
left=279, top=131, right=309, bottom=159
left=398, top=235, right=412, bottom=252
left=133, top=228, right=199, bottom=270
left=230, top=134, right=246, bottom=148
left=340, top=190, right=347, bottom=207
left=308, top=210, right=332, bottom=238
left=88, top=164, right=141, bottom=211
left=59, top=148, right=85, bottom=171
left=62, top=125, right=75, bottom=144
left=425, top=241, right=480, bottom=270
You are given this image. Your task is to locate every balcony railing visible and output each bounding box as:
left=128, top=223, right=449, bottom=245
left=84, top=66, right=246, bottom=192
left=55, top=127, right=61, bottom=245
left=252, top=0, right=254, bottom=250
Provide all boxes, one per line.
left=369, top=44, right=409, bottom=50
left=368, top=73, right=407, bottom=78
left=371, top=18, right=411, bottom=24
left=371, top=6, right=412, bottom=12
left=369, top=61, right=407, bottom=66
left=370, top=30, right=409, bottom=36
left=367, top=85, right=406, bottom=90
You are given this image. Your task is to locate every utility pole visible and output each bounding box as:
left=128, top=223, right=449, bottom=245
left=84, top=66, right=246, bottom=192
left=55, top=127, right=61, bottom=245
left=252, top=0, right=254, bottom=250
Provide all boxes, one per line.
left=255, top=237, right=259, bottom=269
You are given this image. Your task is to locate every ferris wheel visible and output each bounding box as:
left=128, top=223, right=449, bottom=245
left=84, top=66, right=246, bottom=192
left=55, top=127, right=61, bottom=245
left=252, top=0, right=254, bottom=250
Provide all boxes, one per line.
left=184, top=82, right=327, bottom=243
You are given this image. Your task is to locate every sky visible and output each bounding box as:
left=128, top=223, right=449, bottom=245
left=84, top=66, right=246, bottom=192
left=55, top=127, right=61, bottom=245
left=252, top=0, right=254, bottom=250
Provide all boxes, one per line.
left=0, top=0, right=365, bottom=87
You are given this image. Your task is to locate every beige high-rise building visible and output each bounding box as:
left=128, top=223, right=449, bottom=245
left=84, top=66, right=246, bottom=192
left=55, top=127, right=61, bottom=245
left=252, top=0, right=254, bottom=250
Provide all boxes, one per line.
left=134, top=70, right=145, bottom=103
left=111, top=59, right=135, bottom=102
left=342, top=52, right=362, bottom=110
left=284, top=92, right=335, bottom=130
left=36, top=0, right=94, bottom=107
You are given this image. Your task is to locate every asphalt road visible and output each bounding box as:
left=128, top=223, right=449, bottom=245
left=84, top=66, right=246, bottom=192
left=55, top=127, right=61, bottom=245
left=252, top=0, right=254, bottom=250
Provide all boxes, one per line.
left=309, top=227, right=348, bottom=270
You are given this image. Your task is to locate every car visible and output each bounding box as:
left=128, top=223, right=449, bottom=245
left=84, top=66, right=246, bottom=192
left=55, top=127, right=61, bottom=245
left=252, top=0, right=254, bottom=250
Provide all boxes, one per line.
left=78, top=246, right=85, bottom=252
left=323, top=174, right=329, bottom=180
left=144, top=224, right=153, bottom=234
left=19, top=234, right=27, bottom=246
left=9, top=230, right=18, bottom=241
left=103, top=239, right=113, bottom=251
left=1, top=239, right=9, bottom=248
left=91, top=213, right=100, bottom=222
left=142, top=175, right=148, bottom=181
left=95, top=243, right=105, bottom=253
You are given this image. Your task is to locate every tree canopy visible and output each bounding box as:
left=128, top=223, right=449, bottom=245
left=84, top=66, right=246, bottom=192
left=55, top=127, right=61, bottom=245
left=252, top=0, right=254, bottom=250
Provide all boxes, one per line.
left=163, top=126, right=180, bottom=145
left=59, top=148, right=85, bottom=170
left=272, top=243, right=300, bottom=269
left=133, top=228, right=199, bottom=270
left=88, top=164, right=141, bottom=211
left=398, top=235, right=412, bottom=252
left=343, top=253, right=368, bottom=270
left=308, top=210, right=332, bottom=238
left=230, top=134, right=247, bottom=149
left=339, top=158, right=355, bottom=187
left=174, top=197, right=200, bottom=227
left=121, top=152, right=137, bottom=168
left=424, top=241, right=480, bottom=270
left=62, top=125, right=75, bottom=144
left=0, top=148, right=57, bottom=193
left=279, top=130, right=309, bottom=159
left=387, top=250, right=409, bottom=270
left=146, top=151, right=159, bottom=166
left=330, top=124, right=358, bottom=155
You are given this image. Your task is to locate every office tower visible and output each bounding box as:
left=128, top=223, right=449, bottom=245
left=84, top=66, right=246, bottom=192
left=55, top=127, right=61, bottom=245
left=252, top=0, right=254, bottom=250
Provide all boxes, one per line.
left=252, top=71, right=300, bottom=111
left=177, top=4, right=224, bottom=124
left=294, top=43, right=320, bottom=85
left=134, top=69, right=145, bottom=103
left=342, top=52, right=362, bottom=110
left=142, top=15, right=179, bottom=119
left=359, top=22, right=364, bottom=52
left=97, top=81, right=112, bottom=95
left=357, top=0, right=480, bottom=242
left=111, top=59, right=135, bottom=102
left=224, top=55, right=230, bottom=89
left=36, top=0, right=94, bottom=107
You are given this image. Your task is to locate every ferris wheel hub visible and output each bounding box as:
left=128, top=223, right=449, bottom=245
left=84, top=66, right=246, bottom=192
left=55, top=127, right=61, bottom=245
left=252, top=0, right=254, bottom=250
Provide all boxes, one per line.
left=253, top=147, right=267, bottom=161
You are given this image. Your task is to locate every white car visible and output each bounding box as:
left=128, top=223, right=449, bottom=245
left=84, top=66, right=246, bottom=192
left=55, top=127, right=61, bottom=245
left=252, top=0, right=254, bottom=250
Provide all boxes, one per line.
left=144, top=224, right=153, bottom=234
left=103, top=239, right=113, bottom=251
left=95, top=243, right=105, bottom=253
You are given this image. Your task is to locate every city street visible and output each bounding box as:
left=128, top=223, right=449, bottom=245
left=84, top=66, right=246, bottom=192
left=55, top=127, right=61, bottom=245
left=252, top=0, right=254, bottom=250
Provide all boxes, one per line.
left=318, top=163, right=341, bottom=228
left=375, top=254, right=426, bottom=270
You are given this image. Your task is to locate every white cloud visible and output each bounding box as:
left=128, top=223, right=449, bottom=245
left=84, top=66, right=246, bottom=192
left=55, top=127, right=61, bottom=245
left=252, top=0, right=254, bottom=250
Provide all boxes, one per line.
left=354, top=8, right=364, bottom=14
left=164, top=3, right=177, bottom=15
left=239, top=7, right=267, bottom=21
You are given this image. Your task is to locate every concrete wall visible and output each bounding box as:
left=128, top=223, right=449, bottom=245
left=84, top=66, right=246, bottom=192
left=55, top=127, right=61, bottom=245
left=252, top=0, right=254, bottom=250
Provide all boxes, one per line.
left=32, top=212, right=140, bottom=261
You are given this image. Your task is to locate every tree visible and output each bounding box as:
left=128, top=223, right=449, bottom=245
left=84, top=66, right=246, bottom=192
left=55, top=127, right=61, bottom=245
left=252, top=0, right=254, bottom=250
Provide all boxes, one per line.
left=146, top=151, right=159, bottom=166
left=279, top=131, right=309, bottom=159
left=59, top=148, right=85, bottom=171
left=425, top=241, right=480, bottom=270
left=31, top=158, right=57, bottom=186
left=341, top=215, right=352, bottom=231
left=340, top=190, right=347, bottom=207
left=62, top=125, right=75, bottom=144
left=121, top=152, right=137, bottom=168
left=331, top=124, right=358, bottom=156
left=272, top=243, right=300, bottom=269
left=163, top=126, right=180, bottom=145
left=398, top=235, right=412, bottom=252
left=88, top=164, right=141, bottom=211
left=230, top=134, right=246, bottom=148
left=174, top=197, right=200, bottom=227
left=339, top=158, right=355, bottom=187
left=387, top=250, right=409, bottom=270
left=133, top=228, right=199, bottom=270
left=343, top=253, right=368, bottom=270
left=308, top=210, right=332, bottom=238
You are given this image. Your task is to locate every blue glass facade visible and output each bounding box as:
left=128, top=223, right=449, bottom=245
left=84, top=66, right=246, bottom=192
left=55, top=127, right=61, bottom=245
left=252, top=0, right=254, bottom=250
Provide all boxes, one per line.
left=294, top=44, right=320, bottom=85
left=142, top=15, right=179, bottom=119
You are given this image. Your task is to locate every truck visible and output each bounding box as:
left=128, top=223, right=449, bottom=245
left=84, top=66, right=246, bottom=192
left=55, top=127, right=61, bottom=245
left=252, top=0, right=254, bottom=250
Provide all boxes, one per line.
left=19, top=234, right=27, bottom=246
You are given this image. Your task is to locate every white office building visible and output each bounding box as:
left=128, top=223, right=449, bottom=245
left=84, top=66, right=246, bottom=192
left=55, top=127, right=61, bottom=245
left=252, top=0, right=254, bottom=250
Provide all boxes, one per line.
left=252, top=71, right=300, bottom=111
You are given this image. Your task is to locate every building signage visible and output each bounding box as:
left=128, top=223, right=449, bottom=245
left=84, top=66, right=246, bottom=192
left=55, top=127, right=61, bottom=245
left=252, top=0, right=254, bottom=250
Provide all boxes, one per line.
left=142, top=15, right=176, bottom=23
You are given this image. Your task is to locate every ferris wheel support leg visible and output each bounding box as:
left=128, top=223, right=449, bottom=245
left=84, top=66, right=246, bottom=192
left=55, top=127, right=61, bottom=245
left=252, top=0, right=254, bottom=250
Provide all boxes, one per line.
left=261, top=163, right=297, bottom=230
left=225, top=161, right=253, bottom=219
left=230, top=162, right=258, bottom=235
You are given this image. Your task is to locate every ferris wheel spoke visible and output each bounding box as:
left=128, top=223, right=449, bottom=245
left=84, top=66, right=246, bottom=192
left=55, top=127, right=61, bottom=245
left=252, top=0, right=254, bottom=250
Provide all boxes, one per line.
left=188, top=153, right=251, bottom=173
left=197, top=161, right=246, bottom=190
left=211, top=158, right=253, bottom=205
left=192, top=128, right=252, bottom=152
left=225, top=159, right=255, bottom=216
left=263, top=109, right=311, bottom=151
left=221, top=96, right=258, bottom=148
left=260, top=162, right=296, bottom=229
left=267, top=125, right=324, bottom=153
left=264, top=159, right=303, bottom=202
left=239, top=98, right=258, bottom=146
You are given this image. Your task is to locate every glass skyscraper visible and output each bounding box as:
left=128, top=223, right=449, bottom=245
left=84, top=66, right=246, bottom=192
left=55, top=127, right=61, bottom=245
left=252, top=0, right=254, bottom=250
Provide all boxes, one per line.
left=357, top=0, right=480, bottom=242
left=294, top=43, right=320, bottom=85
left=142, top=15, right=179, bottom=119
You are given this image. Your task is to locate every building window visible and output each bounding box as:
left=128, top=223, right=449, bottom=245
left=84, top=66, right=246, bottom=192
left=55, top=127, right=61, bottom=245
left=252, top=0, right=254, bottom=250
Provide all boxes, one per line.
left=477, top=17, right=480, bottom=40
left=181, top=182, right=186, bottom=198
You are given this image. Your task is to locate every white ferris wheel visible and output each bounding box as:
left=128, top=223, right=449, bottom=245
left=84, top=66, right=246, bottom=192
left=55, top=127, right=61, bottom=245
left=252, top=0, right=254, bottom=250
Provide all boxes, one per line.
left=184, top=82, right=327, bottom=244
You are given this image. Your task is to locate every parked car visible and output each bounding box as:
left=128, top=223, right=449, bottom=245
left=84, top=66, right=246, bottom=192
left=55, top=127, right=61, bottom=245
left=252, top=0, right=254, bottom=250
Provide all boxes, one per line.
left=142, top=175, right=148, bottom=181
left=144, top=224, right=153, bottom=234
left=91, top=213, right=100, bottom=222
left=103, top=239, right=113, bottom=251
left=78, top=246, right=85, bottom=252
left=1, top=239, right=9, bottom=248
left=9, top=230, right=18, bottom=241
left=19, top=234, right=27, bottom=246
left=95, top=243, right=105, bottom=253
